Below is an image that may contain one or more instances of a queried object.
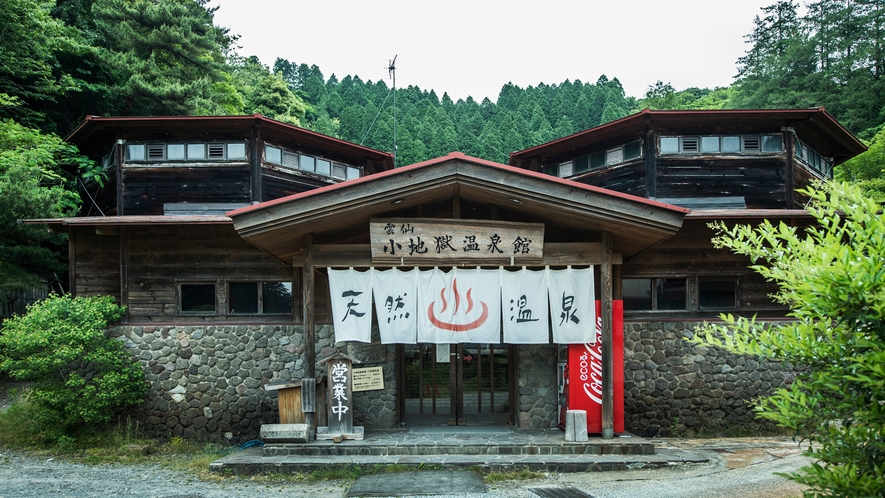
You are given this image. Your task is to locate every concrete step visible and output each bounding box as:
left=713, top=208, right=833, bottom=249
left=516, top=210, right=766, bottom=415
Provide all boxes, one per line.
left=210, top=447, right=709, bottom=475
left=262, top=439, right=655, bottom=457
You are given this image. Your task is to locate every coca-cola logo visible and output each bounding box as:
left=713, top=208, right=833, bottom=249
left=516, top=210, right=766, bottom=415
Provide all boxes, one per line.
left=581, top=314, right=604, bottom=405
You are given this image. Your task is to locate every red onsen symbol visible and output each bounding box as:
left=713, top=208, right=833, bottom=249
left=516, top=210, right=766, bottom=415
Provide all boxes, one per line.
left=427, top=278, right=489, bottom=331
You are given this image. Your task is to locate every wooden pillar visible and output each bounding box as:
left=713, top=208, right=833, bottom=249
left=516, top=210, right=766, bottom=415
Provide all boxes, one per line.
left=601, top=231, right=614, bottom=439
left=68, top=228, right=77, bottom=297
left=120, top=227, right=129, bottom=322
left=115, top=138, right=124, bottom=215
left=251, top=120, right=262, bottom=203
left=303, top=233, right=316, bottom=380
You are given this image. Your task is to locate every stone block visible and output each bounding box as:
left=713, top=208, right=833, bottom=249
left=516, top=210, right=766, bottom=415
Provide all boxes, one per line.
left=564, top=409, right=588, bottom=442
left=260, top=423, right=309, bottom=443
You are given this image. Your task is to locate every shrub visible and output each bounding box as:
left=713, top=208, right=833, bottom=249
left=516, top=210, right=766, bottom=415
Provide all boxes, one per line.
left=695, top=182, right=885, bottom=497
left=0, top=294, right=146, bottom=437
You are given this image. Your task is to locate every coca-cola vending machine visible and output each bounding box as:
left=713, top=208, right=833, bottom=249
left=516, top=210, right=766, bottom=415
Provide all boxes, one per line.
left=559, top=300, right=624, bottom=434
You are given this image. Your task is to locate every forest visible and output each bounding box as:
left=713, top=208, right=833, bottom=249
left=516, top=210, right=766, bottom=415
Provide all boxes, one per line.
left=1, top=0, right=885, bottom=293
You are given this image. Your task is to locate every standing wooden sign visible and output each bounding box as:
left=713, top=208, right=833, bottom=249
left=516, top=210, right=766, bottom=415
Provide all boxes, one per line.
left=327, top=356, right=353, bottom=435
left=370, top=218, right=544, bottom=263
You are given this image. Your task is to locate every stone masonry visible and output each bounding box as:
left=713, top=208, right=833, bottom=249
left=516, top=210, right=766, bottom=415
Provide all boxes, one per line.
left=110, top=320, right=793, bottom=441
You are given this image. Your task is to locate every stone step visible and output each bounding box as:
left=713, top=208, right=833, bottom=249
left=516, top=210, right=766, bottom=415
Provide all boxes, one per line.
left=211, top=447, right=709, bottom=475
left=262, top=440, right=655, bottom=457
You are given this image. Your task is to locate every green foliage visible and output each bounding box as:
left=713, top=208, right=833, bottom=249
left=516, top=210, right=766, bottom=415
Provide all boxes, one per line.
left=0, top=118, right=101, bottom=291
left=91, top=0, right=237, bottom=116
left=836, top=126, right=885, bottom=200
left=0, top=0, right=86, bottom=128
left=695, top=182, right=885, bottom=497
left=0, top=295, right=146, bottom=439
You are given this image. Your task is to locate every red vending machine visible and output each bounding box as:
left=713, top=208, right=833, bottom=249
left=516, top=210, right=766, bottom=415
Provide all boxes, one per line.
left=560, top=300, right=624, bottom=434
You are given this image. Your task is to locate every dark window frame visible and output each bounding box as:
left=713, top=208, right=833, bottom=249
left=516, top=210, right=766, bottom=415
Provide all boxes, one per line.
left=179, top=282, right=218, bottom=315
left=227, top=280, right=294, bottom=316
left=622, top=277, right=688, bottom=312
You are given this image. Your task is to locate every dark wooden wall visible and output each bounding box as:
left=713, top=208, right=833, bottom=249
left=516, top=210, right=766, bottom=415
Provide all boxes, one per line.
left=73, top=227, right=121, bottom=297
left=620, top=219, right=788, bottom=317
left=573, top=160, right=648, bottom=197
left=122, top=165, right=252, bottom=215
left=74, top=225, right=294, bottom=322
left=654, top=157, right=789, bottom=209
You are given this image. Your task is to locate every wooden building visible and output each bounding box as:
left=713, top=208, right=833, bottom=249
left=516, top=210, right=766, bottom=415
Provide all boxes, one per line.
left=510, top=108, right=866, bottom=319
left=23, top=109, right=866, bottom=440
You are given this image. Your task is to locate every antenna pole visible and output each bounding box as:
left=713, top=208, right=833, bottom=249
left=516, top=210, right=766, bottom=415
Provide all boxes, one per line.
left=388, top=55, right=397, bottom=167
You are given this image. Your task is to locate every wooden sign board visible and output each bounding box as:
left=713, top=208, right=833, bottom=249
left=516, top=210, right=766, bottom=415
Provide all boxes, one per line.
left=370, top=218, right=544, bottom=264
left=326, top=357, right=354, bottom=435
left=352, top=366, right=384, bottom=392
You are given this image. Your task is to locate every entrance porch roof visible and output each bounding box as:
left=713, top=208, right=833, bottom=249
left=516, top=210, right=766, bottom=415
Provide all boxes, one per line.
left=228, top=152, right=689, bottom=262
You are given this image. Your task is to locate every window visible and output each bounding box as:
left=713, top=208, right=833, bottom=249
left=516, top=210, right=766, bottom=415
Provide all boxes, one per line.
left=316, top=158, right=331, bottom=176
left=622, top=278, right=687, bottom=311
left=228, top=281, right=293, bottom=315
left=699, top=279, right=738, bottom=309
left=660, top=134, right=782, bottom=155
left=700, top=136, right=720, bottom=153
left=264, top=143, right=362, bottom=181
left=299, top=154, right=315, bottom=173
left=761, top=135, right=782, bottom=153
left=126, top=144, right=145, bottom=161
left=180, top=283, right=216, bottom=313
left=721, top=136, right=741, bottom=153
left=187, top=143, right=206, bottom=160
left=794, top=138, right=833, bottom=177
left=265, top=145, right=282, bottom=164
left=547, top=140, right=642, bottom=178
left=282, top=150, right=299, bottom=169
left=167, top=144, right=186, bottom=160
left=124, top=142, right=249, bottom=163
left=227, top=143, right=247, bottom=160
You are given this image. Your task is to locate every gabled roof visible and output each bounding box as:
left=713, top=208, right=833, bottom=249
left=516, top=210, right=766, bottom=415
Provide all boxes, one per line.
left=228, top=152, right=689, bottom=262
left=509, top=108, right=867, bottom=168
left=65, top=114, right=395, bottom=172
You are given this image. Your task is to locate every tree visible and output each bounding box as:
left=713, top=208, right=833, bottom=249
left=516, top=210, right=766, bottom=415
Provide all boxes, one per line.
left=0, top=0, right=86, bottom=128
left=92, top=0, right=235, bottom=116
left=0, top=295, right=146, bottom=440
left=695, top=182, right=885, bottom=497
left=0, top=116, right=101, bottom=292
left=836, top=126, right=885, bottom=199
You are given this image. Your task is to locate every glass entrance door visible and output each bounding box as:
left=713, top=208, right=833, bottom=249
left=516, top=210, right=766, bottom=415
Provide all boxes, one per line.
left=400, top=343, right=513, bottom=425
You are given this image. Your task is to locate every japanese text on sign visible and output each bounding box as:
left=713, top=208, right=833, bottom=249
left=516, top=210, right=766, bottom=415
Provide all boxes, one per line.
left=370, top=218, right=544, bottom=262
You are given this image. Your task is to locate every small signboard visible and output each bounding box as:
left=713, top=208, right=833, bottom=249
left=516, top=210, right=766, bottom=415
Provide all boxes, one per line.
left=327, top=356, right=354, bottom=435
left=370, top=218, right=544, bottom=264
left=352, top=366, right=384, bottom=392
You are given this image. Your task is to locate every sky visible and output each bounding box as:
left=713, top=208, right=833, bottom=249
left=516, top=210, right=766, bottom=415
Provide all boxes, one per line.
left=209, top=0, right=769, bottom=102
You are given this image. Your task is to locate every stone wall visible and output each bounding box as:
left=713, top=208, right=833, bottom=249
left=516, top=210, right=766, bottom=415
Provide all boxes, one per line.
left=112, top=323, right=399, bottom=443
left=516, top=345, right=559, bottom=429
left=111, top=320, right=793, bottom=441
left=623, top=321, right=795, bottom=437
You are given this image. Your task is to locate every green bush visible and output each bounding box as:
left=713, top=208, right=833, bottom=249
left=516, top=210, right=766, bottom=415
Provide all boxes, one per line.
left=0, top=295, right=146, bottom=438
left=695, top=182, right=885, bottom=497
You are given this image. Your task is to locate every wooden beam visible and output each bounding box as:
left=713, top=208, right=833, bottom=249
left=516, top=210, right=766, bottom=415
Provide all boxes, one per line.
left=299, top=243, right=622, bottom=268
left=68, top=228, right=76, bottom=297
left=303, top=233, right=316, bottom=380
left=116, top=138, right=124, bottom=215
left=601, top=231, right=614, bottom=439
left=251, top=121, right=262, bottom=203
left=120, top=227, right=129, bottom=323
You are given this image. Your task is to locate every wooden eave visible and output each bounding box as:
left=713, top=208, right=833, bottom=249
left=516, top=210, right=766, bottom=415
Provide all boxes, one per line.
left=509, top=108, right=867, bottom=168
left=684, top=209, right=814, bottom=220
left=20, top=215, right=232, bottom=226
left=65, top=114, right=395, bottom=172
left=229, top=153, right=688, bottom=263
